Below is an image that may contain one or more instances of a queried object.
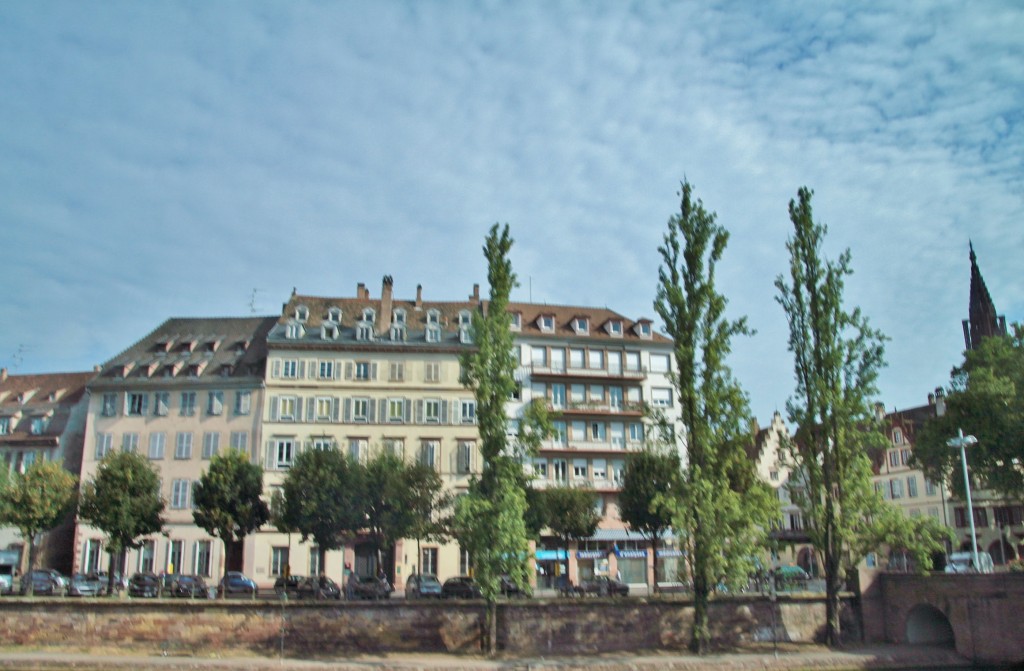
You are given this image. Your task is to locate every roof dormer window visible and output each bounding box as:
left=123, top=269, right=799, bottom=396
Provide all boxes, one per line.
left=390, top=324, right=407, bottom=342
left=326, top=307, right=342, bottom=323
left=356, top=324, right=374, bottom=341
left=634, top=321, right=652, bottom=339
left=459, top=328, right=473, bottom=344
left=573, top=317, right=589, bottom=335
left=393, top=309, right=406, bottom=325
left=362, top=308, right=376, bottom=324
left=426, top=309, right=440, bottom=326
left=295, top=305, right=309, bottom=322
left=458, top=310, right=472, bottom=328
left=426, top=326, right=441, bottom=343
left=606, top=320, right=623, bottom=337
left=321, top=323, right=340, bottom=340
left=893, top=429, right=903, bottom=445
left=285, top=322, right=304, bottom=339
left=539, top=315, right=555, bottom=332
left=510, top=312, right=522, bottom=331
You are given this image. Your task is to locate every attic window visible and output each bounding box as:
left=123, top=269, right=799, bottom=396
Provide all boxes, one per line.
left=356, top=324, right=373, bottom=341
left=362, top=308, right=376, bottom=324
left=393, top=309, right=406, bottom=325
left=295, top=305, right=309, bottom=322
left=285, top=322, right=304, bottom=339
left=203, top=340, right=220, bottom=354
left=179, top=341, right=196, bottom=354
left=326, top=307, right=342, bottom=323
left=893, top=429, right=903, bottom=445
left=390, top=324, right=407, bottom=342
left=322, top=323, right=340, bottom=340
left=458, top=310, right=472, bottom=328
left=635, top=322, right=652, bottom=339
left=219, top=364, right=234, bottom=377
left=574, top=317, right=589, bottom=335
left=607, top=320, right=623, bottom=337
left=510, top=312, right=522, bottom=331
left=459, top=329, right=473, bottom=344
left=154, top=340, right=171, bottom=353
left=539, top=315, right=555, bottom=332
left=426, top=325, right=441, bottom=343
left=426, top=309, right=440, bottom=326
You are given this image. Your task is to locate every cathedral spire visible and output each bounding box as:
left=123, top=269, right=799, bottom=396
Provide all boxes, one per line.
left=962, top=242, right=1007, bottom=351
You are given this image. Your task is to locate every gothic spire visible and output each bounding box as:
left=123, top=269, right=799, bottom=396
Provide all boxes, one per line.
left=962, top=242, right=1007, bottom=351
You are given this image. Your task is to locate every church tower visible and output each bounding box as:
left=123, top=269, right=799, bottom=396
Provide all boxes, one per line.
left=962, top=242, right=1007, bottom=351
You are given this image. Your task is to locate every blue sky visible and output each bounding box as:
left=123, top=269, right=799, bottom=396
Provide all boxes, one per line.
left=1, top=1, right=1021, bottom=420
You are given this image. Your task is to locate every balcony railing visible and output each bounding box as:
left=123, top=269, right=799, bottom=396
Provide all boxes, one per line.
left=553, top=401, right=646, bottom=416
left=540, top=439, right=638, bottom=453
left=524, top=364, right=647, bottom=380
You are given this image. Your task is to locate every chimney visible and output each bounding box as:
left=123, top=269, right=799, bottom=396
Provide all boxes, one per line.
left=380, top=275, right=394, bottom=334
left=471, top=283, right=480, bottom=302
left=356, top=283, right=365, bottom=299
left=934, top=387, right=946, bottom=417
left=874, top=402, right=885, bottom=421
left=0, top=367, right=6, bottom=382
left=416, top=284, right=423, bottom=309
left=928, top=392, right=935, bottom=406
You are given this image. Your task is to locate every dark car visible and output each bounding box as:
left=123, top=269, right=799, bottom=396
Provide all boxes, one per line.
left=168, top=575, right=210, bottom=598
left=579, top=575, right=629, bottom=597
left=20, top=569, right=68, bottom=596
left=275, top=575, right=341, bottom=600
left=441, top=576, right=482, bottom=600
left=127, top=572, right=161, bottom=598
left=93, top=570, right=127, bottom=593
left=500, top=574, right=528, bottom=598
left=405, top=574, right=442, bottom=599
left=68, top=573, right=104, bottom=597
left=218, top=571, right=258, bottom=598
left=351, top=575, right=391, bottom=600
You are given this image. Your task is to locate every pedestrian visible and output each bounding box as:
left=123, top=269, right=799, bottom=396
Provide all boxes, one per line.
left=345, top=564, right=357, bottom=601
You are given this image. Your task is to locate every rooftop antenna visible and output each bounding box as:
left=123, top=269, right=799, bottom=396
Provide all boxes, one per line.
left=10, top=344, right=26, bottom=371
left=249, top=288, right=265, bottom=314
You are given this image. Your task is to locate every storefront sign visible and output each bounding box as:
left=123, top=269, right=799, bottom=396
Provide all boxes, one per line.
left=615, top=549, right=647, bottom=559
left=576, top=550, right=607, bottom=559
left=657, top=549, right=683, bottom=558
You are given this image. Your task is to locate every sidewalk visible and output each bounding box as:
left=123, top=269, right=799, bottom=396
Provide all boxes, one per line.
left=0, top=644, right=972, bottom=671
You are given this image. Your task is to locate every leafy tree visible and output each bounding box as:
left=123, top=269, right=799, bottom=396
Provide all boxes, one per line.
left=280, top=447, right=364, bottom=576
left=541, top=485, right=600, bottom=581
left=618, top=449, right=681, bottom=594
left=914, top=325, right=1024, bottom=501
left=404, top=460, right=451, bottom=575
left=0, top=460, right=77, bottom=594
left=192, top=449, right=269, bottom=596
left=655, top=181, right=778, bottom=653
left=77, top=451, right=163, bottom=596
left=774, top=186, right=889, bottom=646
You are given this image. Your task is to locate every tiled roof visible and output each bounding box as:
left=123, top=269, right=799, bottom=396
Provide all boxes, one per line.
left=92, top=316, right=276, bottom=384
left=0, top=371, right=94, bottom=407
left=507, top=302, right=667, bottom=343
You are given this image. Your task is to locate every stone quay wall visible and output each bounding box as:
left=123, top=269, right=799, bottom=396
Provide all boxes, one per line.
left=0, top=594, right=855, bottom=658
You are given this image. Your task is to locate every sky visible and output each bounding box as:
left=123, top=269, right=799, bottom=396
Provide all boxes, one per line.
left=1, top=1, right=1021, bottom=421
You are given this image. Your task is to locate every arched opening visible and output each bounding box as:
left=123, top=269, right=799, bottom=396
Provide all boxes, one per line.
left=796, top=547, right=818, bottom=577
left=986, top=539, right=1016, bottom=565
left=906, top=604, right=955, bottom=647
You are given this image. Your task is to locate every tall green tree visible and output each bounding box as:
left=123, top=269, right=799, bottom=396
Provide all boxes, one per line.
left=618, top=449, right=681, bottom=593
left=0, top=460, right=77, bottom=595
left=405, top=460, right=451, bottom=575
left=774, top=186, right=889, bottom=646
left=541, top=485, right=601, bottom=584
left=77, top=451, right=163, bottom=595
left=655, top=181, right=777, bottom=653
left=280, top=447, right=363, bottom=577
left=192, top=449, right=270, bottom=596
left=914, top=325, right=1024, bottom=501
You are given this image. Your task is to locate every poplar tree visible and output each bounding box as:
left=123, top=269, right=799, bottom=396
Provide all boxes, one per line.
left=774, top=187, right=888, bottom=646
left=655, top=181, right=776, bottom=654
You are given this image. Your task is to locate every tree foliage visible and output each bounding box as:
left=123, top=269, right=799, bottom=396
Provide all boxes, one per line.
left=540, top=485, right=601, bottom=570
left=914, top=325, right=1024, bottom=501
left=280, top=447, right=364, bottom=575
left=619, top=449, right=681, bottom=591
left=404, top=458, right=452, bottom=571
left=78, top=451, right=163, bottom=595
left=654, top=181, right=777, bottom=653
left=192, top=449, right=269, bottom=591
left=774, top=187, right=889, bottom=646
left=0, top=460, right=77, bottom=593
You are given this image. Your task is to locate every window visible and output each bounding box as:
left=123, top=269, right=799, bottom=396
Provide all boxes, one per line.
left=234, top=390, right=251, bottom=416
left=458, top=310, right=472, bottom=328
left=425, top=326, right=441, bottom=343
left=148, top=432, right=166, bottom=460
left=171, top=479, right=191, bottom=509
left=101, top=393, right=118, bottom=417
left=30, top=417, right=45, bottom=435
left=308, top=547, right=320, bottom=576
left=287, top=323, right=303, bottom=339
left=571, top=420, right=586, bottom=441
left=389, top=362, right=405, bottom=381
left=362, top=307, right=375, bottom=324
left=387, top=398, right=406, bottom=423
left=552, top=421, right=567, bottom=445
left=609, top=387, right=623, bottom=409
left=893, top=429, right=903, bottom=445
left=925, top=479, right=938, bottom=497
left=571, top=384, right=585, bottom=403
left=295, top=305, right=309, bottom=322
left=202, top=432, right=219, bottom=459
left=0, top=418, right=7, bottom=435
left=391, top=325, right=407, bottom=341
left=421, top=548, right=438, bottom=576
left=319, top=361, right=335, bottom=379
left=459, top=547, right=472, bottom=576
left=425, top=362, right=440, bottom=383
left=207, top=391, right=224, bottom=415
left=589, top=384, right=604, bottom=403
left=273, top=439, right=295, bottom=469
left=279, top=396, right=298, bottom=421
left=540, top=315, right=554, bottom=332
left=355, top=361, right=372, bottom=380
left=890, top=478, right=903, bottom=499
left=590, top=422, right=607, bottom=441
left=574, top=317, right=588, bottom=334
left=907, top=475, right=918, bottom=498
left=637, top=322, right=652, bottom=338
left=180, top=392, right=197, bottom=416
left=393, top=308, right=406, bottom=325
left=588, top=350, right=604, bottom=370
left=270, top=544, right=290, bottom=577
left=424, top=399, right=441, bottom=424
left=551, top=384, right=566, bottom=408
left=569, top=348, right=585, bottom=369
left=533, top=459, right=548, bottom=479
left=352, top=398, right=370, bottom=423
left=230, top=431, right=248, bottom=452
left=651, top=388, right=673, bottom=407
left=612, top=460, right=625, bottom=485
left=127, top=393, right=148, bottom=416
left=193, top=540, right=212, bottom=577
left=348, top=438, right=367, bottom=463
left=608, top=320, right=622, bottom=336
left=552, top=459, right=567, bottom=483
left=122, top=432, right=139, bottom=453
left=426, top=310, right=440, bottom=326
left=531, top=347, right=547, bottom=367
left=357, top=324, right=373, bottom=340
left=460, top=400, right=476, bottom=424
left=629, top=423, right=644, bottom=442
left=420, top=440, right=438, bottom=469
left=155, top=392, right=170, bottom=416
left=321, top=323, right=339, bottom=340
left=315, top=396, right=336, bottom=421
left=954, top=507, right=988, bottom=528
left=573, top=458, right=588, bottom=480
left=327, top=307, right=342, bottom=323
left=95, top=433, right=113, bottom=459
left=384, top=438, right=404, bottom=459
left=311, top=437, right=334, bottom=451
left=900, top=448, right=911, bottom=465
left=175, top=432, right=193, bottom=459
left=889, top=451, right=900, bottom=468
left=282, top=360, right=299, bottom=378
left=510, top=313, right=521, bottom=330
left=167, top=540, right=183, bottom=575
left=650, top=354, right=670, bottom=373
left=83, top=539, right=103, bottom=574
left=457, top=441, right=474, bottom=474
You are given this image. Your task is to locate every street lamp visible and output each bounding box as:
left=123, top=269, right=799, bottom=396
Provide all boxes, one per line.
left=947, top=429, right=979, bottom=571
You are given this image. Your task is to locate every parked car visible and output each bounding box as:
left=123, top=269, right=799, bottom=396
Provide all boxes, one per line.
left=579, top=575, right=629, bottom=597
left=20, top=569, right=68, bottom=596
left=127, top=572, right=161, bottom=598
left=93, top=570, right=128, bottom=593
left=945, top=551, right=995, bottom=574
left=274, top=575, right=341, bottom=600
left=352, top=575, right=392, bottom=600
left=441, top=576, right=482, bottom=600
left=500, top=574, right=528, bottom=598
left=405, top=574, right=443, bottom=599
left=218, top=571, right=258, bottom=597
left=168, top=575, right=210, bottom=598
left=68, top=573, right=104, bottom=597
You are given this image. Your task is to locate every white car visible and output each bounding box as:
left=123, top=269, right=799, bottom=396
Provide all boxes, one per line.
left=944, top=551, right=994, bottom=574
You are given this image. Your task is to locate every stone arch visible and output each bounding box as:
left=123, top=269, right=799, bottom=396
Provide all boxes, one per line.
left=905, top=604, right=955, bottom=647
left=987, top=539, right=1016, bottom=565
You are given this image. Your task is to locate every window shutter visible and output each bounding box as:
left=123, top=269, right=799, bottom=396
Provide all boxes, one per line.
left=415, top=400, right=424, bottom=424
left=334, top=360, right=342, bottom=380
left=265, top=440, right=274, bottom=469
left=370, top=362, right=378, bottom=380
left=404, top=398, right=412, bottom=423
left=272, top=360, right=281, bottom=379
left=309, top=360, right=316, bottom=378
left=343, top=398, right=352, bottom=423
left=332, top=398, right=340, bottom=422
left=141, top=395, right=149, bottom=415
left=298, top=361, right=306, bottom=379
left=440, top=400, right=450, bottom=425
left=269, top=397, right=280, bottom=421
left=295, top=397, right=303, bottom=421
left=367, top=400, right=375, bottom=423
left=306, top=400, right=315, bottom=423
left=378, top=399, right=387, bottom=422
left=345, top=362, right=354, bottom=380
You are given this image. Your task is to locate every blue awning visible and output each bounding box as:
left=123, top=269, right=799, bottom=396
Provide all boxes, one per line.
left=535, top=550, right=568, bottom=561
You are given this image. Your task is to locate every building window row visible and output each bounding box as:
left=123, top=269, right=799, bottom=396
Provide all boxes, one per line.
left=263, top=436, right=477, bottom=474
left=101, top=390, right=251, bottom=418
left=520, top=347, right=655, bottom=375
left=268, top=396, right=476, bottom=426
left=533, top=457, right=624, bottom=487
left=94, top=431, right=248, bottom=461
left=270, top=359, right=444, bottom=384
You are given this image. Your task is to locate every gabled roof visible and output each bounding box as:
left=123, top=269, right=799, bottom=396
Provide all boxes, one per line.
left=507, top=302, right=668, bottom=344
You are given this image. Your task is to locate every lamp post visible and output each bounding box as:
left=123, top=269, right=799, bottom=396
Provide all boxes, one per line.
left=947, top=429, right=979, bottom=571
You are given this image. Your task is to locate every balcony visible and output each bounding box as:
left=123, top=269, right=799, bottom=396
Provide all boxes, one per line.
left=553, top=401, right=645, bottom=417
left=524, top=364, right=647, bottom=382
left=539, top=439, right=639, bottom=454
